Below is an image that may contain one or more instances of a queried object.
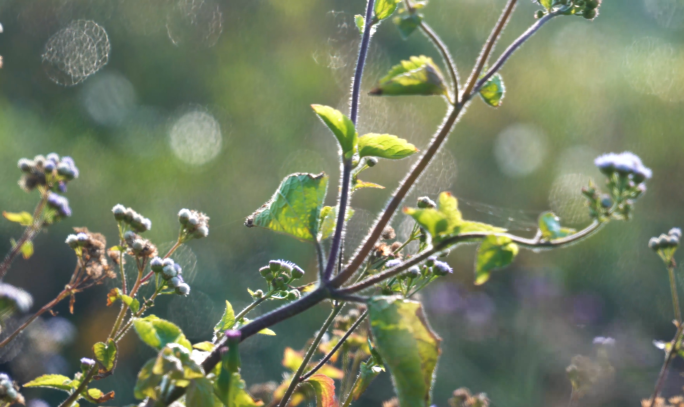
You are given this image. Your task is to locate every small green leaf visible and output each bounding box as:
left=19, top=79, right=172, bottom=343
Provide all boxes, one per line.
left=18, top=240, right=33, bottom=259
left=311, top=105, right=357, bottom=158
left=318, top=206, right=355, bottom=241
left=215, top=300, right=236, bottom=333
left=305, top=375, right=336, bottom=407
left=370, top=56, right=446, bottom=96
left=133, top=315, right=192, bottom=351
left=24, top=374, right=77, bottom=392
left=538, top=211, right=576, bottom=240
left=134, top=359, right=161, bottom=400
left=353, top=180, right=385, bottom=191
left=375, top=0, right=400, bottom=20
left=193, top=341, right=216, bottom=352
left=3, top=211, right=33, bottom=227
left=351, top=362, right=384, bottom=400
left=394, top=14, right=422, bottom=39
left=93, top=339, right=117, bottom=373
left=259, top=327, right=276, bottom=336
left=369, top=297, right=441, bottom=407
left=246, top=173, right=329, bottom=242
left=358, top=134, right=418, bottom=159
left=475, top=235, right=519, bottom=285
left=478, top=74, right=505, bottom=107
left=105, top=288, right=140, bottom=313
left=85, top=388, right=115, bottom=403
left=355, top=15, right=365, bottom=35
left=539, top=0, right=553, bottom=10
left=187, top=377, right=222, bottom=407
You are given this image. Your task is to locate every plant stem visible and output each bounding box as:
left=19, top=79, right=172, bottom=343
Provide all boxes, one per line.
left=58, top=365, right=97, bottom=407
left=277, top=305, right=343, bottom=407
left=649, top=324, right=684, bottom=407
left=461, top=0, right=518, bottom=99
left=341, top=373, right=363, bottom=407
left=419, top=22, right=459, bottom=101
left=0, top=289, right=69, bottom=349
left=668, top=261, right=681, bottom=324
left=300, top=310, right=368, bottom=382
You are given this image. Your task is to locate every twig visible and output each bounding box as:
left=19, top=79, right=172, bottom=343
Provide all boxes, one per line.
left=419, top=22, right=460, bottom=101
left=0, top=289, right=70, bottom=349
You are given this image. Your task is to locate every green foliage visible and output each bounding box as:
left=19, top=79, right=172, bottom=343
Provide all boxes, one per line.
left=133, top=315, right=192, bottom=351
left=351, top=361, right=385, bottom=401
left=93, top=339, right=117, bottom=374
left=11, top=239, right=33, bottom=260
left=394, top=14, right=422, bottom=39
left=246, top=173, right=329, bottom=242
left=475, top=235, right=519, bottom=285
left=375, top=0, right=400, bottom=21
left=24, top=374, right=79, bottom=392
left=135, top=344, right=205, bottom=400
left=304, top=375, right=335, bottom=407
left=404, top=192, right=504, bottom=244
left=2, top=211, right=33, bottom=227
left=369, top=296, right=441, bottom=407
left=311, top=105, right=357, bottom=159
left=106, top=288, right=140, bottom=313
left=318, top=206, right=355, bottom=240
left=370, top=56, right=447, bottom=96
left=538, top=212, right=575, bottom=240
left=355, top=15, right=365, bottom=35
left=478, top=74, right=505, bottom=107
left=358, top=134, right=418, bottom=159
left=187, top=377, right=222, bottom=407
left=215, top=300, right=236, bottom=334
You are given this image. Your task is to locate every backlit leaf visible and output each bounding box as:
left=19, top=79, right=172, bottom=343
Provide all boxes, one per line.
left=538, top=211, right=576, bottom=240
left=215, top=300, right=236, bottom=333
left=478, top=74, right=505, bottom=107
left=311, top=105, right=357, bottom=157
left=369, top=297, right=441, bottom=407
left=370, top=56, right=446, bottom=96
left=187, top=377, right=222, bottom=407
left=351, top=362, right=384, bottom=400
left=105, top=288, right=140, bottom=313
left=24, top=374, right=77, bottom=392
left=246, top=173, right=329, bottom=242
left=318, top=206, right=355, bottom=240
left=475, top=235, right=519, bottom=285
left=93, top=339, right=117, bottom=373
left=358, top=134, right=418, bottom=159
left=3, top=211, right=33, bottom=226
left=19, top=240, right=33, bottom=259
left=133, top=315, right=192, bottom=351
left=282, top=348, right=343, bottom=379
left=375, top=0, right=400, bottom=20
left=394, top=14, right=422, bottom=39
left=355, top=15, right=365, bottom=35
left=304, top=375, right=335, bottom=407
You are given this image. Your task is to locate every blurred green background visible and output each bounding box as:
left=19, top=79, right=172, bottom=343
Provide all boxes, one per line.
left=0, top=0, right=683, bottom=406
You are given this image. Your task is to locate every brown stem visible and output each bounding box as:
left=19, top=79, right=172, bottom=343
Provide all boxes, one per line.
left=649, top=324, right=684, bottom=407
left=0, top=289, right=70, bottom=349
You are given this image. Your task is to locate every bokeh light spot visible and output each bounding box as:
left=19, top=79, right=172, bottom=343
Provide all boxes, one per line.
left=169, top=110, right=222, bottom=166
left=494, top=123, right=547, bottom=178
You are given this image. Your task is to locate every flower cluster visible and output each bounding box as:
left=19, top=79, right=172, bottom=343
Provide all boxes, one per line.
left=258, top=260, right=304, bottom=300
left=123, top=231, right=157, bottom=258
left=46, top=192, right=72, bottom=220
left=151, top=257, right=190, bottom=296
left=534, top=0, right=602, bottom=20
left=17, top=153, right=78, bottom=193
left=0, top=283, right=33, bottom=316
left=649, top=228, right=680, bottom=264
left=112, top=204, right=152, bottom=233
left=449, top=388, right=489, bottom=407
left=65, top=228, right=115, bottom=280
left=595, top=151, right=652, bottom=183
left=0, top=373, right=23, bottom=405
left=178, top=209, right=210, bottom=241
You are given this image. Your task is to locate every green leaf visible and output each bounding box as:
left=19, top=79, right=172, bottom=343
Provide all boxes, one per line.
left=478, top=74, right=505, bottom=107
left=404, top=192, right=505, bottom=243
left=3, top=211, right=33, bottom=226
left=370, top=56, right=446, bottom=96
left=133, top=315, right=192, bottom=351
left=18, top=240, right=33, bottom=259
left=85, top=388, right=115, bottom=403
left=369, top=297, right=441, bottom=407
left=193, top=341, right=216, bottom=352
left=311, top=105, right=357, bottom=158
left=134, top=359, right=161, bottom=400
left=351, top=362, right=384, bottom=400
left=214, top=371, right=263, bottom=407
left=540, top=0, right=553, bottom=10
left=394, top=14, right=422, bottom=39
left=106, top=288, right=140, bottom=313
left=215, top=300, right=236, bottom=333
left=353, top=180, right=385, bottom=191
left=304, top=375, right=336, bottom=407
left=23, top=374, right=77, bottom=392
left=358, top=134, right=418, bottom=159
left=538, top=211, right=576, bottom=240
left=187, top=377, right=222, bottom=407
left=355, top=15, right=365, bottom=35
left=93, top=339, right=117, bottom=373
left=259, top=327, right=276, bottom=336
left=375, top=0, right=400, bottom=20
left=475, top=235, right=519, bottom=285
left=246, top=173, right=329, bottom=242
left=318, top=206, right=355, bottom=240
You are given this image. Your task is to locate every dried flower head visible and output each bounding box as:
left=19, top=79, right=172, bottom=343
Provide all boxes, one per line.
left=72, top=227, right=115, bottom=280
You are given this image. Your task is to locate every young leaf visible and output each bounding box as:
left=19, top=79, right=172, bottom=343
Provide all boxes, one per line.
left=105, top=288, right=140, bottom=313
left=282, top=348, right=343, bottom=379
left=24, top=374, right=78, bottom=392
left=187, top=377, right=222, bottom=407
left=318, top=206, right=355, bottom=241
left=355, top=15, right=365, bottom=35
left=404, top=192, right=505, bottom=243
left=236, top=318, right=277, bottom=336
left=215, top=300, right=236, bottom=333
left=370, top=56, right=447, bottom=96
left=538, top=211, right=576, bottom=240
left=311, top=105, right=357, bottom=158
left=353, top=180, right=385, bottom=191
left=478, top=74, right=505, bottom=107
left=375, top=0, right=400, bottom=20
left=358, top=134, right=418, bottom=159
left=539, top=0, right=553, bottom=10
left=245, top=173, right=329, bottom=242
left=213, top=371, right=263, bottom=407
left=3, top=211, right=33, bottom=227
left=19, top=240, right=33, bottom=259
left=93, top=339, right=117, bottom=374
left=133, top=315, right=192, bottom=351
left=394, top=14, right=422, bottom=39
left=351, top=362, right=384, bottom=400
left=475, top=235, right=519, bottom=285
left=369, top=296, right=441, bottom=407
left=193, top=341, right=216, bottom=352
left=304, top=375, right=335, bottom=407
left=85, top=388, right=115, bottom=403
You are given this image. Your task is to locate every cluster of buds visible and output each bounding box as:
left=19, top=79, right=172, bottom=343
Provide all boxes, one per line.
left=417, top=196, right=436, bottom=209
left=65, top=228, right=114, bottom=280
left=259, top=260, right=304, bottom=300
left=0, top=283, right=33, bottom=315
left=0, top=373, right=23, bottom=405
left=123, top=231, right=157, bottom=258
left=17, top=153, right=78, bottom=193
left=46, top=192, right=72, bottom=220
left=151, top=257, right=190, bottom=296
left=649, top=228, right=680, bottom=264
left=425, top=256, right=453, bottom=276
left=112, top=204, right=152, bottom=233
left=449, top=388, right=489, bottom=407
left=533, top=0, right=601, bottom=20
left=178, top=209, right=210, bottom=241
left=583, top=152, right=651, bottom=221
left=80, top=357, right=96, bottom=371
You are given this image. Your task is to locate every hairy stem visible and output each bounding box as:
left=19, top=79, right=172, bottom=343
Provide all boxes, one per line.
left=668, top=261, right=681, bottom=324
left=419, top=22, right=460, bottom=101
left=649, top=323, right=684, bottom=407
left=0, top=289, right=69, bottom=349
left=58, top=365, right=97, bottom=407
left=277, top=305, right=343, bottom=407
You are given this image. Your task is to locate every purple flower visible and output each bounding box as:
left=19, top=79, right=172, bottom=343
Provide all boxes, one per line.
left=433, top=260, right=453, bottom=276
left=594, top=151, right=651, bottom=182
left=385, top=259, right=402, bottom=268
left=47, top=192, right=72, bottom=217
left=80, top=357, right=96, bottom=368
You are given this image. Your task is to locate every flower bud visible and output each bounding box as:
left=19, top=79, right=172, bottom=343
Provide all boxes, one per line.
left=252, top=289, right=264, bottom=299
left=150, top=257, right=164, bottom=272
left=33, top=155, right=46, bottom=168
left=169, top=276, right=182, bottom=287
left=648, top=237, right=660, bottom=251
left=57, top=162, right=74, bottom=179
left=65, top=234, right=79, bottom=249
left=381, top=227, right=396, bottom=240
left=670, top=228, right=682, bottom=239
left=417, top=196, right=437, bottom=209
left=385, top=259, right=402, bottom=269
left=162, top=265, right=177, bottom=280
left=269, top=260, right=282, bottom=272
left=194, top=225, right=209, bottom=239
left=162, top=258, right=174, bottom=268
left=43, top=161, right=55, bottom=173
left=407, top=265, right=421, bottom=279
left=17, top=158, right=33, bottom=173
left=176, top=283, right=190, bottom=296
left=259, top=266, right=274, bottom=280
left=76, top=233, right=90, bottom=246
left=366, top=157, right=378, bottom=167
left=583, top=8, right=598, bottom=19
left=286, top=290, right=300, bottom=300
left=188, top=215, right=199, bottom=227
left=178, top=209, right=191, bottom=225
left=432, top=260, right=453, bottom=276
left=46, top=153, right=60, bottom=163
left=112, top=204, right=126, bottom=220
left=174, top=263, right=183, bottom=275
left=272, top=276, right=287, bottom=290
left=585, top=0, right=600, bottom=9
left=426, top=256, right=436, bottom=267
left=80, top=358, right=96, bottom=369
left=123, top=208, right=134, bottom=222
left=124, top=231, right=136, bottom=242
left=292, top=265, right=305, bottom=279
left=279, top=261, right=293, bottom=273
left=534, top=10, right=544, bottom=19
left=600, top=195, right=612, bottom=209
left=132, top=239, right=145, bottom=253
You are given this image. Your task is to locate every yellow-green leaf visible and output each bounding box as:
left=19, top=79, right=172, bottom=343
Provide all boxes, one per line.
left=351, top=362, right=384, bottom=400
left=318, top=206, right=355, bottom=241
left=85, top=388, right=115, bottom=403
left=370, top=56, right=446, bottom=96
left=133, top=315, right=192, bottom=351
left=304, top=375, right=336, bottom=407
left=282, top=348, right=343, bottom=379
left=478, top=74, right=505, bottom=107
left=134, top=359, right=161, bottom=400
left=19, top=240, right=33, bottom=259
left=311, top=105, right=357, bottom=157
left=369, top=297, right=441, bottom=407
left=93, top=339, right=117, bottom=373
left=355, top=15, right=365, bottom=35
left=3, top=211, right=33, bottom=226
left=187, top=377, right=223, bottom=407
left=358, top=134, right=418, bottom=159
left=24, top=374, right=77, bottom=392
left=215, top=300, right=236, bottom=333
left=394, top=13, right=422, bottom=39
left=193, top=341, right=216, bottom=352
left=538, top=211, right=576, bottom=240
left=375, top=0, right=400, bottom=20
left=246, top=173, right=329, bottom=242
left=475, top=235, right=519, bottom=285
left=353, top=180, right=385, bottom=191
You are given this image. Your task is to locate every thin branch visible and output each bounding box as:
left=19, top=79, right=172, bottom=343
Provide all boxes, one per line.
left=419, top=22, right=460, bottom=101
left=461, top=0, right=518, bottom=99
left=649, top=324, right=684, bottom=407
left=300, top=310, right=368, bottom=382
left=0, top=289, right=69, bottom=349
